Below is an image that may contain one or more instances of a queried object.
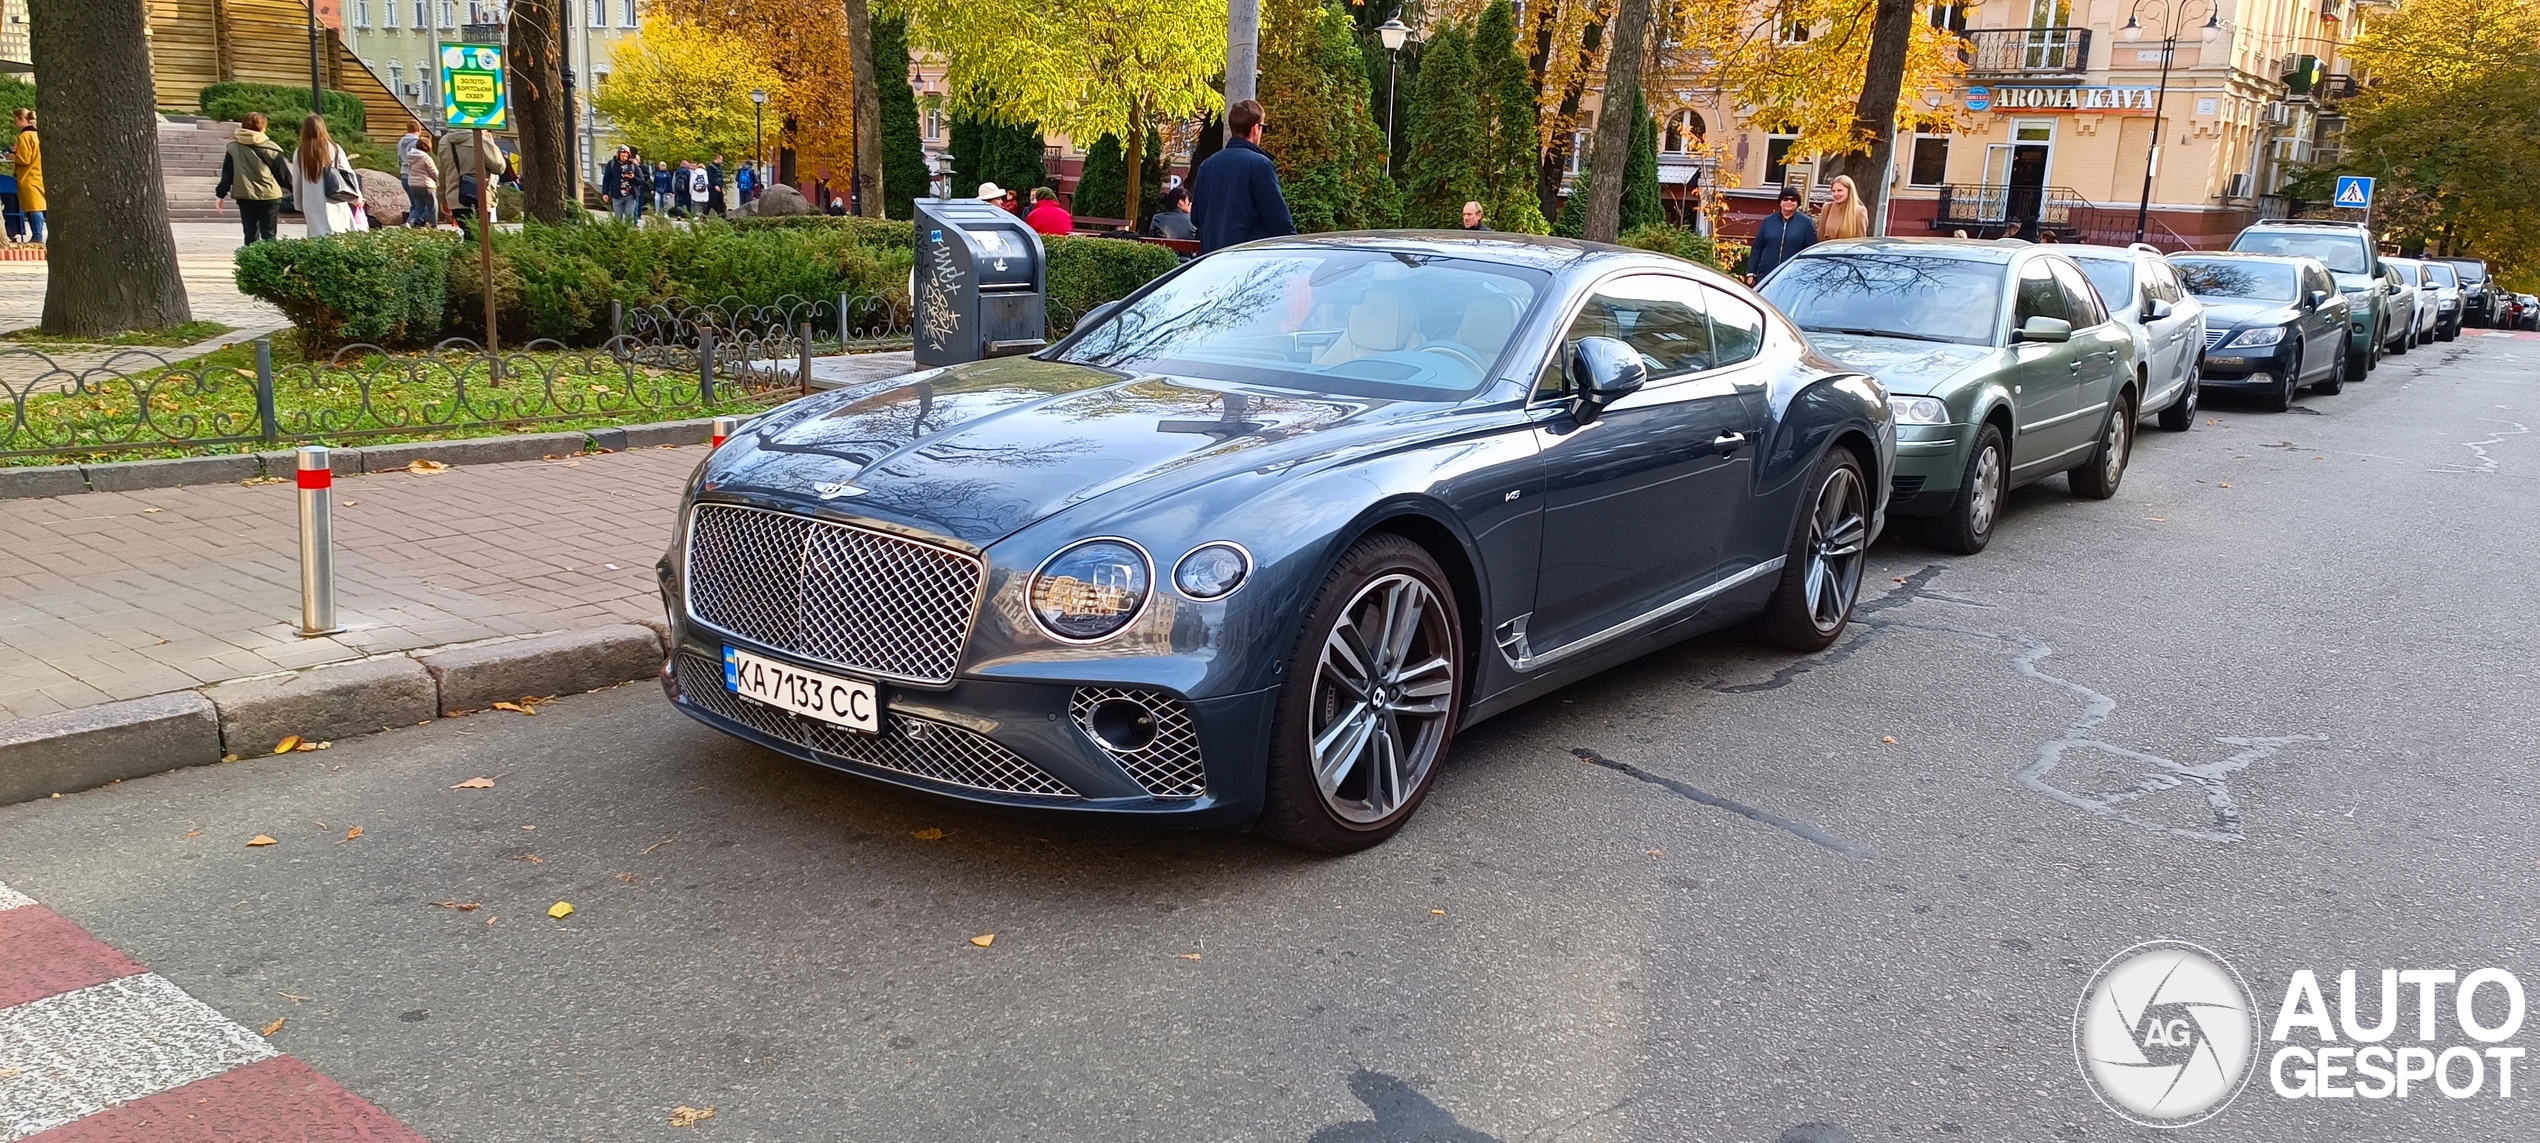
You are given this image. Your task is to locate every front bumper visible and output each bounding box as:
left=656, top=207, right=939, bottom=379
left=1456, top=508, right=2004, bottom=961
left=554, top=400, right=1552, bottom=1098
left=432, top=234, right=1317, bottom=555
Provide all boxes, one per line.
left=2199, top=337, right=2296, bottom=384
left=1887, top=421, right=1975, bottom=516
left=661, top=632, right=1278, bottom=826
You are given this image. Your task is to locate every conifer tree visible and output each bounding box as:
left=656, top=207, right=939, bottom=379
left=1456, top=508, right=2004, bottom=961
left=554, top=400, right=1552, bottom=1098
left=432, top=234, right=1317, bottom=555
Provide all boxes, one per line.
left=1400, top=21, right=1485, bottom=229
left=1259, top=0, right=1398, bottom=230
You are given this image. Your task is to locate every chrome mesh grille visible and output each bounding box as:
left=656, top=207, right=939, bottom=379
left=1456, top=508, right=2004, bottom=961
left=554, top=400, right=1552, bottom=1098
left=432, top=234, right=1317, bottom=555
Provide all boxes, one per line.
left=674, top=654, right=1077, bottom=798
left=1070, top=687, right=1208, bottom=799
left=685, top=503, right=982, bottom=685
left=2203, top=327, right=2229, bottom=350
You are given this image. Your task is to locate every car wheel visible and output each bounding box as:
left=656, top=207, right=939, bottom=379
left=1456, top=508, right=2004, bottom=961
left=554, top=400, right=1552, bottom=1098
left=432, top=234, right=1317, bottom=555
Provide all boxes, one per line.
left=2158, top=363, right=2199, bottom=432
left=2071, top=391, right=2134, bottom=500
left=2393, top=320, right=2412, bottom=354
left=1922, top=424, right=2005, bottom=555
left=2345, top=334, right=2369, bottom=383
left=2265, top=345, right=2302, bottom=410
left=2367, top=328, right=2382, bottom=371
left=1752, top=448, right=1869, bottom=652
left=1258, top=534, right=1462, bottom=854
left=2312, top=341, right=2345, bottom=396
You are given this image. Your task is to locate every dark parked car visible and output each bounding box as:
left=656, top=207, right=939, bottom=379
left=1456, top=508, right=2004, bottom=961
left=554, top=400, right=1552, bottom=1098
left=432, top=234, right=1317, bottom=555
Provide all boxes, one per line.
left=2436, top=258, right=2498, bottom=327
left=2170, top=252, right=2350, bottom=411
left=1758, top=238, right=2137, bottom=555
left=660, top=233, right=1896, bottom=851
left=2229, top=219, right=2388, bottom=382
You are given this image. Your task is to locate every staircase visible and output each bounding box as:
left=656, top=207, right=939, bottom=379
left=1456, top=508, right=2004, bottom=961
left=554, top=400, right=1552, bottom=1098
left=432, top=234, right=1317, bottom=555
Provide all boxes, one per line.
left=160, top=117, right=238, bottom=224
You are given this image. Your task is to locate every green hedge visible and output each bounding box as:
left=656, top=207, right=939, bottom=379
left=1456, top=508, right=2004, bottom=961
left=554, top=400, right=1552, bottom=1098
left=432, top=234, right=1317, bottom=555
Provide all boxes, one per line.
left=1, top=77, right=33, bottom=118
left=239, top=218, right=1181, bottom=350
left=235, top=228, right=462, bottom=350
left=1618, top=224, right=1727, bottom=272
left=200, top=83, right=367, bottom=136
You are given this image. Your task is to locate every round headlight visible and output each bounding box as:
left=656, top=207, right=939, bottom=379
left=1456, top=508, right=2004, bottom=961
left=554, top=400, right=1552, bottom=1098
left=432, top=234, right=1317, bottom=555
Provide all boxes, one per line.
left=1888, top=396, right=1950, bottom=425
left=1173, top=542, right=1251, bottom=600
left=1029, top=539, right=1151, bottom=642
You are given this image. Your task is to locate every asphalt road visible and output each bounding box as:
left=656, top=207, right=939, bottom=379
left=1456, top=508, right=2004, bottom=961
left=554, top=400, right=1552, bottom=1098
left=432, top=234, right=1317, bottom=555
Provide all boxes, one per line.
left=6, top=332, right=2538, bottom=1142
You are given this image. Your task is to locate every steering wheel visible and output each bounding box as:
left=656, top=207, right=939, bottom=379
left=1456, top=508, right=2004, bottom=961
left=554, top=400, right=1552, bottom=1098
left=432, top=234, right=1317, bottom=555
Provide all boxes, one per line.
left=1418, top=343, right=1486, bottom=374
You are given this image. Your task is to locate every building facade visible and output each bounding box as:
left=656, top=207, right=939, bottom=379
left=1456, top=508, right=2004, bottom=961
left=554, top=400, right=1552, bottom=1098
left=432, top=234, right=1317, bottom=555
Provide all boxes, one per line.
left=1571, top=0, right=2376, bottom=249
left=341, top=0, right=643, bottom=171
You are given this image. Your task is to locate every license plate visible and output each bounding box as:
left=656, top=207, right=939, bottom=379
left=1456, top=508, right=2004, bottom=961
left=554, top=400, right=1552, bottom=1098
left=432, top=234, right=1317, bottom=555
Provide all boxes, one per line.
left=724, top=646, right=879, bottom=733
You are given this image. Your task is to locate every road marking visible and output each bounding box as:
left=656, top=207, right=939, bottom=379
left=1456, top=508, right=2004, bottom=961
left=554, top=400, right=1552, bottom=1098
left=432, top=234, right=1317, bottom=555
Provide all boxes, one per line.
left=0, top=907, right=146, bottom=1009
left=0, top=975, right=278, bottom=1142
left=0, top=884, right=31, bottom=912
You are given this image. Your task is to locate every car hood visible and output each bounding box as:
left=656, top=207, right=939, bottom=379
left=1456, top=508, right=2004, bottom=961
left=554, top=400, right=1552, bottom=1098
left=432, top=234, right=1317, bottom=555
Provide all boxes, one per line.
left=699, top=355, right=1386, bottom=547
left=1800, top=332, right=1999, bottom=396
left=2197, top=299, right=2301, bottom=328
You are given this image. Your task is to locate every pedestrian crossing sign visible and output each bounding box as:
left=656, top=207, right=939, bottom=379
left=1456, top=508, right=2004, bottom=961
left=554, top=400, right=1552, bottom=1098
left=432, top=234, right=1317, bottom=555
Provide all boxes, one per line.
left=2334, top=175, right=2374, bottom=210
left=439, top=42, right=507, bottom=131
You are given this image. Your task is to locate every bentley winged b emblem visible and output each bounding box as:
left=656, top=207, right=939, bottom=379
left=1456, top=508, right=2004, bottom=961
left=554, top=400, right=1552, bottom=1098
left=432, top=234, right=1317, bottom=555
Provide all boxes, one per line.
left=811, top=481, right=868, bottom=500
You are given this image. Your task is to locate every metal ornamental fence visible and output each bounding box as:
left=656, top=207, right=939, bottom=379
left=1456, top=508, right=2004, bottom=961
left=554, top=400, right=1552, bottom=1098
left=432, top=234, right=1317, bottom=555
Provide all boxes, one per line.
left=0, top=292, right=1005, bottom=464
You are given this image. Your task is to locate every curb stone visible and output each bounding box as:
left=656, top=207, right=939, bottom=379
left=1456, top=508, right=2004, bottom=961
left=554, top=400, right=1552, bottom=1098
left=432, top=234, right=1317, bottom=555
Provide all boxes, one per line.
left=201, top=656, right=439, bottom=755
left=0, top=692, right=223, bottom=805
left=3, top=627, right=671, bottom=806
left=82, top=454, right=263, bottom=492
left=0, top=466, right=89, bottom=500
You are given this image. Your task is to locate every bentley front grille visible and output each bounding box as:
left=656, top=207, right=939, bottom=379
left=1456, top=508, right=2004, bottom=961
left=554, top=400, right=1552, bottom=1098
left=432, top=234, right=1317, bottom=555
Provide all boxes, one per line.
left=674, top=654, right=1078, bottom=798
left=684, top=502, right=982, bottom=685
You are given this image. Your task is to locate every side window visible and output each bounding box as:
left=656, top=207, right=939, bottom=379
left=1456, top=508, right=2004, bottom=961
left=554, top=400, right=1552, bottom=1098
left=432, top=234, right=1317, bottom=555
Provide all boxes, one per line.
left=2049, top=259, right=2107, bottom=326
left=2145, top=262, right=2178, bottom=305
left=1536, top=275, right=1715, bottom=397
left=1701, top=286, right=1768, bottom=366
left=2013, top=260, right=2067, bottom=328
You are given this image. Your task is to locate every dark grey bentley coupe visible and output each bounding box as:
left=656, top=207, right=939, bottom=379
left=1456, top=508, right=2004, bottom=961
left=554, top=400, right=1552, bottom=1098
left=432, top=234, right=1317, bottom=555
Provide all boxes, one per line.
left=659, top=233, right=1895, bottom=851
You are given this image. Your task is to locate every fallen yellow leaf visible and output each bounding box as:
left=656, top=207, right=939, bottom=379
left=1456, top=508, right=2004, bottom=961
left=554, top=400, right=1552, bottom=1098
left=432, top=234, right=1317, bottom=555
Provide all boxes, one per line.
left=260, top=1016, right=286, bottom=1036
left=489, top=701, right=537, bottom=716
left=969, top=933, right=995, bottom=947
left=911, top=827, right=946, bottom=840
left=451, top=776, right=496, bottom=789
left=1647, top=849, right=1666, bottom=858
left=669, top=1106, right=716, bottom=1127
left=548, top=901, right=574, bottom=919
left=295, top=740, right=320, bottom=752
left=1178, top=952, right=1202, bottom=961
left=510, top=853, right=544, bottom=864
left=341, top=825, right=362, bottom=841
left=2219, top=482, right=2233, bottom=488
left=430, top=900, right=482, bottom=911
left=340, top=499, right=358, bottom=506
left=1429, top=908, right=1446, bottom=915
left=246, top=834, right=277, bottom=847
left=273, top=735, right=301, bottom=755
left=219, top=754, right=239, bottom=763
left=406, top=459, right=451, bottom=475
left=1880, top=735, right=1898, bottom=745
left=182, top=828, right=202, bottom=839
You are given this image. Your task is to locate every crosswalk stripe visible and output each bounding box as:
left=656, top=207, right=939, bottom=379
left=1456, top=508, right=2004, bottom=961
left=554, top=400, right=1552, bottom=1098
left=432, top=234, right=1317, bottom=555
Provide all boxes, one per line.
left=0, top=975, right=281, bottom=1143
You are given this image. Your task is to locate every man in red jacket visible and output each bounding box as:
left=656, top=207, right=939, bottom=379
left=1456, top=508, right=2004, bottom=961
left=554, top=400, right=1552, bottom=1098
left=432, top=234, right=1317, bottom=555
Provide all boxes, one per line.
left=1024, top=187, right=1073, bottom=237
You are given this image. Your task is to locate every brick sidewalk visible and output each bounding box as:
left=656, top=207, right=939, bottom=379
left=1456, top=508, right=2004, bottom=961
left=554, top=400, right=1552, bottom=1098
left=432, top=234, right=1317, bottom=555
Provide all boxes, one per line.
left=0, top=445, right=701, bottom=721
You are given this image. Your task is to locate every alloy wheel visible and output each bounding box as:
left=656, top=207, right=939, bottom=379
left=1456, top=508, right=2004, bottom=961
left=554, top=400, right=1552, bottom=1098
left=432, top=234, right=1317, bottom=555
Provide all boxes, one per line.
left=1968, top=443, right=2004, bottom=538
left=1311, top=573, right=1456, bottom=824
left=2101, top=405, right=2132, bottom=486
left=1802, top=466, right=1869, bottom=634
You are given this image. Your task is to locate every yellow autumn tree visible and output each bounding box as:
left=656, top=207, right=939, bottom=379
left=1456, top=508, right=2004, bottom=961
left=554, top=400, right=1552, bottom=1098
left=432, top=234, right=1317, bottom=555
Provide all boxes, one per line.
left=592, top=18, right=787, bottom=165
left=653, top=0, right=864, bottom=193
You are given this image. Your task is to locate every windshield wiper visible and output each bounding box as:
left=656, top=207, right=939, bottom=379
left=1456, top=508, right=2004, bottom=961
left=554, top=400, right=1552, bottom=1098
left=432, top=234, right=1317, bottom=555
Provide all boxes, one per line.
left=1811, top=326, right=1959, bottom=344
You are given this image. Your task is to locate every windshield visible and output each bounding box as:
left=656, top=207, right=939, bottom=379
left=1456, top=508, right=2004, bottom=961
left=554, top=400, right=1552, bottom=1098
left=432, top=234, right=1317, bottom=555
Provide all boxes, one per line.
left=2230, top=229, right=2371, bottom=274
left=1052, top=247, right=1547, bottom=400
left=2173, top=259, right=2298, bottom=302
left=1759, top=254, right=2004, bottom=346
left=2427, top=263, right=2458, bottom=287
left=2444, top=261, right=2487, bottom=283
left=2390, top=262, right=2419, bottom=286
left=2073, top=258, right=2134, bottom=313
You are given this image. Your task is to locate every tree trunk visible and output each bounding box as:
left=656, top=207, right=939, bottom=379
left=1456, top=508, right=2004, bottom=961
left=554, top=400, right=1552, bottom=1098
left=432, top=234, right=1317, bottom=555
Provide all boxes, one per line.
left=1226, top=0, right=1260, bottom=105
left=843, top=0, right=884, bottom=217
left=509, top=0, right=575, bottom=223
left=1123, top=104, right=1146, bottom=226
left=1828, top=0, right=1917, bottom=234
left=1536, top=13, right=1605, bottom=222
left=1580, top=0, right=1646, bottom=244
left=30, top=0, right=191, bottom=336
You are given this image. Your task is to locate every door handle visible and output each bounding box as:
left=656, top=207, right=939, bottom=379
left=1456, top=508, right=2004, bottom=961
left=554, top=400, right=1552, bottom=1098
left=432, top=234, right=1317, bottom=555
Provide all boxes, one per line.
left=1708, top=431, right=1747, bottom=452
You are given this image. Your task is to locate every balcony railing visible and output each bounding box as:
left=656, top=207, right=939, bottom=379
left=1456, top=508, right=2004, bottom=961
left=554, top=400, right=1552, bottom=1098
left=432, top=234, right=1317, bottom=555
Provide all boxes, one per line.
left=1963, top=27, right=2092, bottom=75
left=1929, top=184, right=2197, bottom=250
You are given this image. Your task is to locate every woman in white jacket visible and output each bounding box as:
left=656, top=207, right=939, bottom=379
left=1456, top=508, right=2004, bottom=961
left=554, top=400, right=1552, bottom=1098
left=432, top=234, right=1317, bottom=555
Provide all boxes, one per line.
left=293, top=115, right=363, bottom=237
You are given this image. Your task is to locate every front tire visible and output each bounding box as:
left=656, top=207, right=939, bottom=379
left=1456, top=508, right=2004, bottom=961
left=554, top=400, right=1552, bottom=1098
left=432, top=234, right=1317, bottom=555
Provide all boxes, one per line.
left=2343, top=333, right=2368, bottom=383
left=1258, top=534, right=1462, bottom=854
left=2313, top=341, right=2345, bottom=395
left=1753, top=448, right=1869, bottom=652
left=2071, top=390, right=2134, bottom=500
left=2158, top=364, right=2199, bottom=432
left=1922, top=424, right=2006, bottom=555
left=2265, top=345, right=2302, bottom=411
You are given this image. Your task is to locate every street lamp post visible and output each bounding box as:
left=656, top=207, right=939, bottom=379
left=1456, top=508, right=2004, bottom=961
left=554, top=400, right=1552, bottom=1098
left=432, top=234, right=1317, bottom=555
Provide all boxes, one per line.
left=2122, top=0, right=2221, bottom=245
left=1378, top=17, right=1410, bottom=177
left=751, top=88, right=769, bottom=195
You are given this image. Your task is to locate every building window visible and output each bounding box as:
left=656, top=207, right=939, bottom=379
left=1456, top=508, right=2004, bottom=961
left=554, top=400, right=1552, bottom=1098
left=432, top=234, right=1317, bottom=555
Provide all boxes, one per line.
left=438, top=0, right=454, bottom=28
left=1927, top=1, right=1966, bottom=32
left=1777, top=6, right=1811, bottom=43
left=1662, top=110, right=1702, bottom=155
left=388, top=60, right=402, bottom=92
left=620, top=0, right=637, bottom=26
left=353, top=0, right=368, bottom=27
left=419, top=60, right=435, bottom=99
left=925, top=108, right=941, bottom=141
left=1908, top=135, right=1949, bottom=186
left=587, top=0, right=603, bottom=24
left=382, top=0, right=396, bottom=27
left=1764, top=135, right=1799, bottom=185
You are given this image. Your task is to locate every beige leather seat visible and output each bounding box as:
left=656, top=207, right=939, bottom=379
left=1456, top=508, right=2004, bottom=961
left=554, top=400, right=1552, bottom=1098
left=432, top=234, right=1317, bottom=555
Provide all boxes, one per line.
left=1450, top=293, right=1524, bottom=360
left=1315, top=289, right=1412, bottom=365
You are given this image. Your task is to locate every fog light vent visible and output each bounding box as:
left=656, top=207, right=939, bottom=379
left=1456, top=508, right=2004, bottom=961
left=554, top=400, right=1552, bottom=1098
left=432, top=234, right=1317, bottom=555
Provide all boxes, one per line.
left=1070, top=687, right=1206, bottom=798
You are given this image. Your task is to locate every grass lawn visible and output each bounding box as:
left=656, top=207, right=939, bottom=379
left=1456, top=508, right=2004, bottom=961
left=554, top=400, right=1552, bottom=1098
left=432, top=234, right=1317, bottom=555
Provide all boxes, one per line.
left=2, top=321, right=237, bottom=350
left=3, top=339, right=796, bottom=467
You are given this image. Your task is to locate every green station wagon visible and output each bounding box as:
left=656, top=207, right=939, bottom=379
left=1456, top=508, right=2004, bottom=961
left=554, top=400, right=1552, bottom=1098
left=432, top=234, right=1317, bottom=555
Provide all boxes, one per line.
left=1759, top=239, right=2139, bottom=554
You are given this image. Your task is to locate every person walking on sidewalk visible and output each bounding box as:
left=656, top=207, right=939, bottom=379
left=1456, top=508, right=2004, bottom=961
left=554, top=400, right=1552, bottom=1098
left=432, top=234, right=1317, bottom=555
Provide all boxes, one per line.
left=1744, top=184, right=1816, bottom=284
left=10, top=109, right=42, bottom=246
left=602, top=146, right=641, bottom=221
left=292, top=115, right=361, bottom=237
left=1189, top=99, right=1294, bottom=254
left=684, top=160, right=709, bottom=218
left=1817, top=175, right=1869, bottom=241
left=652, top=161, right=674, bottom=216
left=401, top=130, right=440, bottom=228
left=214, top=112, right=295, bottom=244
left=706, top=155, right=727, bottom=217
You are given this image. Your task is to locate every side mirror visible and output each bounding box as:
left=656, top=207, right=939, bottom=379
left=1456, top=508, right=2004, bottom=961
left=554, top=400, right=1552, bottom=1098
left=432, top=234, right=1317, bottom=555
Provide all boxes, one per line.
left=1567, top=336, right=1647, bottom=420
left=2308, top=289, right=2332, bottom=310
left=2146, top=297, right=2174, bottom=321
left=2014, top=315, right=2072, bottom=344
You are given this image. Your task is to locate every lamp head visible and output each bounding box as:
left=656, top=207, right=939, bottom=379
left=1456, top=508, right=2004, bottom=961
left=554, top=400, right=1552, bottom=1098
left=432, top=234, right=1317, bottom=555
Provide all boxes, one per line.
left=2200, top=12, right=2221, bottom=42
left=1378, top=16, right=1410, bottom=51
left=2121, top=14, right=2143, bottom=41
left=750, top=88, right=768, bottom=105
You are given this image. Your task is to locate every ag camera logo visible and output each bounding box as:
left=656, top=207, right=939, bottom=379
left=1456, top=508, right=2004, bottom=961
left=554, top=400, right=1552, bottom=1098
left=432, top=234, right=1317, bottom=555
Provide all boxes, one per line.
left=2073, top=940, right=2258, bottom=1128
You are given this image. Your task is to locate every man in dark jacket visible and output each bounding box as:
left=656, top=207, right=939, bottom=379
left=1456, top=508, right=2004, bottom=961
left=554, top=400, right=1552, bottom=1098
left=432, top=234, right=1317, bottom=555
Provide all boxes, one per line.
left=213, top=112, right=294, bottom=244
left=1745, top=184, right=1818, bottom=284
left=1189, top=99, right=1295, bottom=254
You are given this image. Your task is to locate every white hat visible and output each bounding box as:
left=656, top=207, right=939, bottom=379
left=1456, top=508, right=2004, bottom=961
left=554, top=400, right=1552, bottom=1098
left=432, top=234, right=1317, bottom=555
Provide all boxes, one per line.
left=976, top=182, right=1008, bottom=201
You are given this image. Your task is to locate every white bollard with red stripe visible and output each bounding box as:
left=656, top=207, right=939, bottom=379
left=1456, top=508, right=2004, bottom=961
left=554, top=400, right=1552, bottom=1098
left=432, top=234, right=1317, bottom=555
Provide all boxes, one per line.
left=711, top=415, right=738, bottom=449
left=297, top=445, right=343, bottom=636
